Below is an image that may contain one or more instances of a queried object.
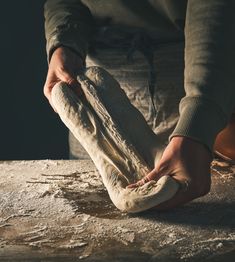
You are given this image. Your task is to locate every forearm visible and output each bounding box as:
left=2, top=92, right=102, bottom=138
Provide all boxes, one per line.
left=170, top=0, right=235, bottom=151
left=44, top=0, right=95, bottom=62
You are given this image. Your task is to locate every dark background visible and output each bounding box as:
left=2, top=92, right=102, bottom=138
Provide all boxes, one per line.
left=0, top=1, right=69, bottom=160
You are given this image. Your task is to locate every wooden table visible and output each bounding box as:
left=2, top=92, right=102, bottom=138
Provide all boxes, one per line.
left=0, top=159, right=234, bottom=261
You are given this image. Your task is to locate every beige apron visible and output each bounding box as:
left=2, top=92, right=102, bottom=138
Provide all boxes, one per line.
left=69, top=41, right=185, bottom=159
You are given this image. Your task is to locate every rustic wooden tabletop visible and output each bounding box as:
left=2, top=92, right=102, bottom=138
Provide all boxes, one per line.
left=0, top=159, right=234, bottom=261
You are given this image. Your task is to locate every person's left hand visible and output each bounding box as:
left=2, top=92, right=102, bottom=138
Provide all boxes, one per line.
left=127, top=136, right=212, bottom=210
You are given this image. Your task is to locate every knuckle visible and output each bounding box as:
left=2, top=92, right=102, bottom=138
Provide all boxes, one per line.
left=61, top=73, right=75, bottom=85
left=56, top=66, right=77, bottom=85
left=66, top=78, right=75, bottom=85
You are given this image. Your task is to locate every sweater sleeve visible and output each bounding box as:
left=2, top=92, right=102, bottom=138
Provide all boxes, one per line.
left=44, top=0, right=95, bottom=62
left=170, top=0, right=235, bottom=151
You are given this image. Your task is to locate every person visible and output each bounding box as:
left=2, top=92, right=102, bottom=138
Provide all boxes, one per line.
left=43, top=0, right=235, bottom=210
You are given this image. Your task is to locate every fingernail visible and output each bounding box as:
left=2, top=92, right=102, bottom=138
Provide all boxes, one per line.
left=126, top=184, right=136, bottom=189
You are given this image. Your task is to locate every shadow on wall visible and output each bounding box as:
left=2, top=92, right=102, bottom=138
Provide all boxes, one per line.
left=0, top=0, right=69, bottom=160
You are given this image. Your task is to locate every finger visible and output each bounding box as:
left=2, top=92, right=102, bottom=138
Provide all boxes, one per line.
left=127, top=173, right=154, bottom=188
left=126, top=166, right=165, bottom=188
left=145, top=167, right=165, bottom=181
left=60, top=72, right=83, bottom=97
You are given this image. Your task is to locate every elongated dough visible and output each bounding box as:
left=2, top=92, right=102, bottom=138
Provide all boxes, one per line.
left=51, top=67, right=179, bottom=213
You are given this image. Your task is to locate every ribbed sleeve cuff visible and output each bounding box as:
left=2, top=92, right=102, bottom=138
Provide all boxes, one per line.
left=169, top=97, right=227, bottom=152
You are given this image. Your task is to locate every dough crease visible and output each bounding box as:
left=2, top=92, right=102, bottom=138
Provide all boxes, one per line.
left=51, top=66, right=179, bottom=213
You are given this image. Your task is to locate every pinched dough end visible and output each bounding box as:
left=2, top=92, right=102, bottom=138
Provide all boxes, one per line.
left=109, top=175, right=179, bottom=213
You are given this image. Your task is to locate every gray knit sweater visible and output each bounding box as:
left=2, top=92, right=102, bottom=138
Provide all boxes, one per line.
left=44, top=0, right=235, bottom=152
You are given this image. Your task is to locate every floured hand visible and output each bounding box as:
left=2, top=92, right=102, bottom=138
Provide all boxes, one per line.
left=128, top=136, right=212, bottom=210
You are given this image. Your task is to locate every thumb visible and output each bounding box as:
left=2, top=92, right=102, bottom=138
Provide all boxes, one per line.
left=127, top=168, right=163, bottom=188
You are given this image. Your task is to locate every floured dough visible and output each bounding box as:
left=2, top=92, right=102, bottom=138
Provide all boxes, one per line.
left=51, top=66, right=179, bottom=213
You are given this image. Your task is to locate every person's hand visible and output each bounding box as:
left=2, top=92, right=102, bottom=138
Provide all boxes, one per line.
left=128, top=136, right=212, bottom=210
left=44, top=46, right=84, bottom=111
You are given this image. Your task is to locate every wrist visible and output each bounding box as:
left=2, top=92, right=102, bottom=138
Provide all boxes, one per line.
left=170, top=136, right=213, bottom=160
left=51, top=46, right=84, bottom=65
left=170, top=96, right=227, bottom=152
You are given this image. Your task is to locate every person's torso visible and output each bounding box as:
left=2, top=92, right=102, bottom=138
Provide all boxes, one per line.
left=82, top=0, right=187, bottom=42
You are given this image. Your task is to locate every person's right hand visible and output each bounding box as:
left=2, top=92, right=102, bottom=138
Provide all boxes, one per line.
left=127, top=136, right=212, bottom=210
left=43, top=46, right=84, bottom=111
